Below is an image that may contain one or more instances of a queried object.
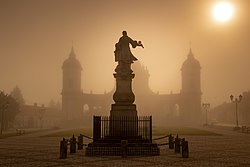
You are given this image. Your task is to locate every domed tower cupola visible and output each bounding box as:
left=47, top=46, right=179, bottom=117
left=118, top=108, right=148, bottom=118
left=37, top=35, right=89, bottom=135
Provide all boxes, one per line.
left=62, top=46, right=82, bottom=92
left=181, top=48, right=201, bottom=94
left=62, top=47, right=82, bottom=71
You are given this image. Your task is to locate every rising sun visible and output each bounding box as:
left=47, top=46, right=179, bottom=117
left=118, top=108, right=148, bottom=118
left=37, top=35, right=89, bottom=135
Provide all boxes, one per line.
left=212, top=1, right=235, bottom=23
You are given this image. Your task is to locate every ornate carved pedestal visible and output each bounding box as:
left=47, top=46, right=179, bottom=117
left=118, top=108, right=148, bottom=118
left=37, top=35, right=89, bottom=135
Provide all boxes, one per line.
left=110, top=62, right=138, bottom=138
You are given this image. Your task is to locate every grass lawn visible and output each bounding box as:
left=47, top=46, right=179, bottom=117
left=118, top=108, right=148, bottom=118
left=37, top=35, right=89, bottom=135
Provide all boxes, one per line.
left=153, top=126, right=221, bottom=136
left=0, top=133, right=18, bottom=139
left=42, top=127, right=92, bottom=137
left=0, top=128, right=56, bottom=139
left=43, top=126, right=220, bottom=138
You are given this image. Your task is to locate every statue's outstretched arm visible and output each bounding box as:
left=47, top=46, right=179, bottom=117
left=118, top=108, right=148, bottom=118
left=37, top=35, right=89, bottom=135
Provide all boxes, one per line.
left=131, top=40, right=144, bottom=48
left=138, top=41, right=144, bottom=48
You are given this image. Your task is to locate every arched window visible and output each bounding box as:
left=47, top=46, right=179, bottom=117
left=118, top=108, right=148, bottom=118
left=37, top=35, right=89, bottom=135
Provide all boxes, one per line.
left=83, top=104, right=89, bottom=113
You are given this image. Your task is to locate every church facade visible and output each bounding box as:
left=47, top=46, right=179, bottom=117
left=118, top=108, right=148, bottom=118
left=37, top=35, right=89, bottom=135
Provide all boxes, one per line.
left=61, top=48, right=202, bottom=126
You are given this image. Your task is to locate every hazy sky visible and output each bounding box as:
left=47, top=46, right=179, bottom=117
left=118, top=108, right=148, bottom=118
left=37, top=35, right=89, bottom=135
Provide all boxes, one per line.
left=0, top=0, right=250, bottom=107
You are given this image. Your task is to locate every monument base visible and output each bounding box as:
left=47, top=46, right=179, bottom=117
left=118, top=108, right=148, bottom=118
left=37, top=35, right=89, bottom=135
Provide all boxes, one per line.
left=85, top=142, right=159, bottom=156
left=85, top=115, right=159, bottom=156
left=110, top=104, right=138, bottom=138
left=110, top=104, right=137, bottom=117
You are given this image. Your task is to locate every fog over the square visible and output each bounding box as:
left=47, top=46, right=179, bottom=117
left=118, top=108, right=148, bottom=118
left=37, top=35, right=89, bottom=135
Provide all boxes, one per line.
left=1, top=0, right=250, bottom=107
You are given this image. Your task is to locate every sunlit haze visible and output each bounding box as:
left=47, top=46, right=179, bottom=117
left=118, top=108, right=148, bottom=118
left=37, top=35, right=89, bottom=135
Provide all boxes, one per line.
left=212, top=1, right=235, bottom=23
left=0, top=0, right=250, bottom=108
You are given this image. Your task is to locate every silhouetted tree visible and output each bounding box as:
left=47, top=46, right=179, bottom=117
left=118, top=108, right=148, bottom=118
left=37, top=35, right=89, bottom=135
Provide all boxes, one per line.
left=0, top=91, right=20, bottom=130
left=10, top=86, right=25, bottom=106
left=5, top=96, right=20, bottom=129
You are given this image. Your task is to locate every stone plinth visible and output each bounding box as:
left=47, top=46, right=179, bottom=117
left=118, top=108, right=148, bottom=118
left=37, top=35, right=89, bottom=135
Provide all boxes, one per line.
left=110, top=104, right=137, bottom=117
left=85, top=143, right=160, bottom=156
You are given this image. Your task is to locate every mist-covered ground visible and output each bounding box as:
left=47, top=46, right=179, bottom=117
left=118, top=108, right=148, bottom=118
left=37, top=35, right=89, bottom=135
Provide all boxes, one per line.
left=0, top=126, right=250, bottom=167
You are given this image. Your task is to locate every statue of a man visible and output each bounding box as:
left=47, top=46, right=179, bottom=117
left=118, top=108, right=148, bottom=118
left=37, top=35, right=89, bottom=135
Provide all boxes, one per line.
left=114, top=31, right=144, bottom=63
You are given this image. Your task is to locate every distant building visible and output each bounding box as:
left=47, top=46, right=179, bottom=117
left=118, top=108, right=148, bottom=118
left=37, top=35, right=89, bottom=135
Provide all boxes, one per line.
left=62, top=47, right=202, bottom=126
left=15, top=103, right=61, bottom=128
left=211, top=91, right=250, bottom=125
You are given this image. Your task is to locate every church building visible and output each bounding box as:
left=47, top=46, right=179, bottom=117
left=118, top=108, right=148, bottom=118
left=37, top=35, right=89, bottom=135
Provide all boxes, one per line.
left=61, top=47, right=202, bottom=125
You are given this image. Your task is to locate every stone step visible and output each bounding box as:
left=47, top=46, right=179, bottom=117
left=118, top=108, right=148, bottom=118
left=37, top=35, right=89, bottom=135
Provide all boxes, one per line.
left=85, top=143, right=160, bottom=156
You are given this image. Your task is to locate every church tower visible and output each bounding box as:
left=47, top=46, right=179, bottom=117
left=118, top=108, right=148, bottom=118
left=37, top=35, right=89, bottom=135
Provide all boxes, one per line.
left=180, top=48, right=202, bottom=124
left=61, top=47, right=83, bottom=122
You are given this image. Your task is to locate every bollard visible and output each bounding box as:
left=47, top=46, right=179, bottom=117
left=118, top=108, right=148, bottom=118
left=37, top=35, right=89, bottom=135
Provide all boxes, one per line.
left=181, top=138, right=189, bottom=158
left=59, top=138, right=67, bottom=159
left=70, top=135, right=77, bottom=153
left=78, top=134, right=83, bottom=150
left=169, top=134, right=174, bottom=149
left=121, top=140, right=128, bottom=158
left=174, top=135, right=181, bottom=153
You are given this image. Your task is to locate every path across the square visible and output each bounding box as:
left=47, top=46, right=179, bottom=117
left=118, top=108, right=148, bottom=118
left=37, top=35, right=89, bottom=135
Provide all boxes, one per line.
left=0, top=127, right=250, bottom=167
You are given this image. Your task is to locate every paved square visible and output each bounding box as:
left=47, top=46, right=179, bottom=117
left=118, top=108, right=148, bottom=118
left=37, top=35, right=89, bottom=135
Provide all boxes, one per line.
left=0, top=127, right=250, bottom=167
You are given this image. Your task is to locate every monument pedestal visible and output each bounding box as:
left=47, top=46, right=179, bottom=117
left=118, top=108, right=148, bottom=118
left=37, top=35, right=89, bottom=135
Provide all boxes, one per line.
left=110, top=104, right=138, bottom=139
left=110, top=104, right=137, bottom=117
